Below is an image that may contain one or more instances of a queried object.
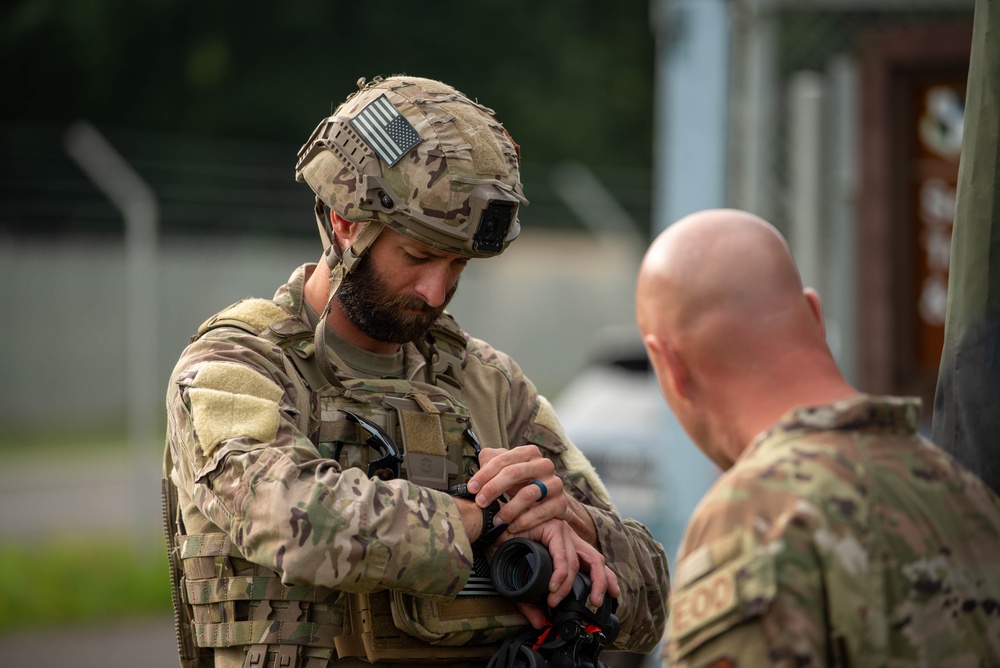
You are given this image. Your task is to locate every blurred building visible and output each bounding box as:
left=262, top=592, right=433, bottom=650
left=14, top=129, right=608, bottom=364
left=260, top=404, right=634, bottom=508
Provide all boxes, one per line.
left=652, top=0, right=974, bottom=421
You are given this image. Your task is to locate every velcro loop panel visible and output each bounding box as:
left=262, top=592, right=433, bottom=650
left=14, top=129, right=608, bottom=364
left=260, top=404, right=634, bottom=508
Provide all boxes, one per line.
left=441, top=101, right=508, bottom=177
left=188, top=362, right=285, bottom=454
left=189, top=388, right=281, bottom=456
left=193, top=362, right=284, bottom=402
left=400, top=411, right=446, bottom=456
left=215, top=299, right=290, bottom=334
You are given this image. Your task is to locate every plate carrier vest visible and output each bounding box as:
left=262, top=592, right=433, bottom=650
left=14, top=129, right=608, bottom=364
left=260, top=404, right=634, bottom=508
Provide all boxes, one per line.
left=162, top=298, right=526, bottom=668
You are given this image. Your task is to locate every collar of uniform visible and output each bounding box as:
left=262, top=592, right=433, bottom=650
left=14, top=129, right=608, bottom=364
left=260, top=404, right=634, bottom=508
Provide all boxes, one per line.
left=277, top=263, right=434, bottom=382
left=742, top=394, right=922, bottom=460
left=273, top=263, right=311, bottom=314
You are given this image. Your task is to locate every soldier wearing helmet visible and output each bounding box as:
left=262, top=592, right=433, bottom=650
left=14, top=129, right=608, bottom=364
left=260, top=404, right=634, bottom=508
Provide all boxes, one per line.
left=163, top=75, right=669, bottom=668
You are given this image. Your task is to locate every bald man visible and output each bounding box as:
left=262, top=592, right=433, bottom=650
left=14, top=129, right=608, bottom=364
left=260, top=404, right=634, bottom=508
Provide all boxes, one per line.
left=636, top=209, right=1000, bottom=667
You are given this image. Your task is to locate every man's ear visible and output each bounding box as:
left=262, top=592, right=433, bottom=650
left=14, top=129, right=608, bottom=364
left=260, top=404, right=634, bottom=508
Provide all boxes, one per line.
left=329, top=211, right=360, bottom=248
left=803, top=287, right=826, bottom=338
left=644, top=333, right=691, bottom=400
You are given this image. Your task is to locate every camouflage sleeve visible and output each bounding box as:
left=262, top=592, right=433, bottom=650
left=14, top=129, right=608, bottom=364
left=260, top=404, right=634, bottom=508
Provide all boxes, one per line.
left=664, top=530, right=827, bottom=667
left=166, top=328, right=474, bottom=598
left=465, top=339, right=670, bottom=652
left=528, top=395, right=670, bottom=653
left=663, top=470, right=832, bottom=667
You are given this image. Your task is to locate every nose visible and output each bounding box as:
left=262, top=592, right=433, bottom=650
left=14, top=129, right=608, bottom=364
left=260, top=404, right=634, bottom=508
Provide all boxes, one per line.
left=413, top=263, right=455, bottom=308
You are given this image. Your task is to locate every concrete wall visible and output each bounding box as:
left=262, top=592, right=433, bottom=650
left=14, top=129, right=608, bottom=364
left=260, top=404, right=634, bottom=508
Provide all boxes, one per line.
left=0, top=231, right=642, bottom=433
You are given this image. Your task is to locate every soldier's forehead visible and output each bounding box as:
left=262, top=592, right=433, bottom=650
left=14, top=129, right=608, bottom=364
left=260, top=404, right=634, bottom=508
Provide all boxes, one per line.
left=383, top=227, right=467, bottom=261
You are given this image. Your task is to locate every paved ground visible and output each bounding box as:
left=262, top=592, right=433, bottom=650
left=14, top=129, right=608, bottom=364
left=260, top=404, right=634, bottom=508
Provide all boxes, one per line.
left=0, top=615, right=178, bottom=668
left=0, top=450, right=161, bottom=539
left=0, top=451, right=176, bottom=667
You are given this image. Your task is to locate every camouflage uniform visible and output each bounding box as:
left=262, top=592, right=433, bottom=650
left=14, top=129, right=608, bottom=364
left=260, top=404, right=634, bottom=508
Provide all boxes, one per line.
left=165, top=262, right=670, bottom=668
left=663, top=395, right=1000, bottom=667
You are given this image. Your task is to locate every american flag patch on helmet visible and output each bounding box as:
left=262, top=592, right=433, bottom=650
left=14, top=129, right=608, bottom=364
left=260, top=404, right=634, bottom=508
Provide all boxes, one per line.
left=349, top=94, right=422, bottom=167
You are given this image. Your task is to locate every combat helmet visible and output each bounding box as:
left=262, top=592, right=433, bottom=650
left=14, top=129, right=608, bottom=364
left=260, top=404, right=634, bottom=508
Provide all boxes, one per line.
left=295, top=75, right=528, bottom=276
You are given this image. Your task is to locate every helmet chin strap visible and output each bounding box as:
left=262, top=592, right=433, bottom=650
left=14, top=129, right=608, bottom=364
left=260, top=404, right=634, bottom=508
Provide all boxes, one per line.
left=314, top=218, right=384, bottom=387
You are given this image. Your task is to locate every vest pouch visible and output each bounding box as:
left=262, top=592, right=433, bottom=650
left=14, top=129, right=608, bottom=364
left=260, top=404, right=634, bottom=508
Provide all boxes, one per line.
left=345, top=590, right=523, bottom=663
left=389, top=589, right=527, bottom=647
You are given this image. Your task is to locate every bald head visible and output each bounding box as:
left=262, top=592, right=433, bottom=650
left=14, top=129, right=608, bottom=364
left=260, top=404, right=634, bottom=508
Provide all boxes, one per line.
left=636, top=209, right=855, bottom=466
left=637, top=209, right=809, bottom=360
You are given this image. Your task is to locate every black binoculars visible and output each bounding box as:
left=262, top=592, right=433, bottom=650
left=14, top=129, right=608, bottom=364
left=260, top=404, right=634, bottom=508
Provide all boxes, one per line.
left=488, top=538, right=620, bottom=668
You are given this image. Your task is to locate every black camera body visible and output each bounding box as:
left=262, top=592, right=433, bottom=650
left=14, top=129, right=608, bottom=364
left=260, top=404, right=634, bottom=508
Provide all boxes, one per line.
left=488, top=538, right=620, bottom=668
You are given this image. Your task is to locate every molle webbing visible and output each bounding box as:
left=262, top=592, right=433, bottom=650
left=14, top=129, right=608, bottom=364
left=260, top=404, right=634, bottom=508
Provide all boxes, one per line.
left=163, top=478, right=207, bottom=668
left=421, top=316, right=466, bottom=396
left=179, top=532, right=343, bottom=642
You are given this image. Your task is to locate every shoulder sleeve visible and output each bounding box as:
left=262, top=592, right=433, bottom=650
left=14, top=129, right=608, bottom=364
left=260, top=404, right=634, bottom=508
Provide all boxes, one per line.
left=166, top=326, right=473, bottom=598
left=665, top=472, right=830, bottom=667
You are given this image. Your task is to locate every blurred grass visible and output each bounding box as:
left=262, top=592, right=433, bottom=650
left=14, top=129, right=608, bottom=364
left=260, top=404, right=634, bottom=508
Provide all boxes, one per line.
left=0, top=427, right=171, bottom=632
left=0, top=535, right=171, bottom=632
left=0, top=427, right=130, bottom=459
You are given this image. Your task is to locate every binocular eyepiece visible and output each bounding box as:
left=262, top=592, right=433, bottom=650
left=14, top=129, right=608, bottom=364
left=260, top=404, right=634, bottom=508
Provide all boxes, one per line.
left=490, top=537, right=555, bottom=603
left=488, top=538, right=620, bottom=668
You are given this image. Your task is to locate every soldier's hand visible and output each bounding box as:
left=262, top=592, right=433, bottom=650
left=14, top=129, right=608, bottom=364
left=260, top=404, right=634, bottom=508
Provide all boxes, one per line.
left=492, top=518, right=619, bottom=629
left=468, top=445, right=568, bottom=534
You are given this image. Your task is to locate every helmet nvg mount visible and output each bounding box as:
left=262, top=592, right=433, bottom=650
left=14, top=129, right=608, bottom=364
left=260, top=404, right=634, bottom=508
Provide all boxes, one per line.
left=295, top=75, right=528, bottom=261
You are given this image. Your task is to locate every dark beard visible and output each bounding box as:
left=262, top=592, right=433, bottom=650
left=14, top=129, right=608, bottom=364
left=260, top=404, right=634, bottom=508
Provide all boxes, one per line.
left=336, top=254, right=458, bottom=344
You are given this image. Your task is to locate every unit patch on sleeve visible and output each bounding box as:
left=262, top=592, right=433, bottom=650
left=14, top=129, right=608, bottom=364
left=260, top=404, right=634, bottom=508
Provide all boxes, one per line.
left=671, top=560, right=739, bottom=639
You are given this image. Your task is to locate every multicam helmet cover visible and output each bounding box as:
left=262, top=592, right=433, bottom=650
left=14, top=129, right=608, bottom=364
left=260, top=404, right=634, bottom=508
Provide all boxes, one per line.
left=295, top=75, right=527, bottom=259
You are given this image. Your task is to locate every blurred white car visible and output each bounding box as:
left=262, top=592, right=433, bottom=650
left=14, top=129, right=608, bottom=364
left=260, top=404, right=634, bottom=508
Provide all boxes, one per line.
left=552, top=328, right=719, bottom=579
left=551, top=330, right=718, bottom=667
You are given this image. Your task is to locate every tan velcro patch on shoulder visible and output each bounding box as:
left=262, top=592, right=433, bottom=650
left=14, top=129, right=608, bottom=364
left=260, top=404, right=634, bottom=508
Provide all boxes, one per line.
left=193, top=361, right=285, bottom=401
left=188, top=362, right=284, bottom=455
left=218, top=299, right=289, bottom=333
left=535, top=396, right=614, bottom=507
left=669, top=542, right=776, bottom=659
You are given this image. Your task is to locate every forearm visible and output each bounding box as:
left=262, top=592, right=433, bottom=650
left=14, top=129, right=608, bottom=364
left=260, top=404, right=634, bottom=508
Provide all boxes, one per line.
left=177, top=437, right=474, bottom=598
left=584, top=506, right=670, bottom=652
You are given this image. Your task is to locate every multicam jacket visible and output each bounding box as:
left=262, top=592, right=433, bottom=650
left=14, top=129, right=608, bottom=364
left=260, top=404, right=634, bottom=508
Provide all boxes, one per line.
left=165, top=263, right=669, bottom=668
left=663, top=395, right=1000, bottom=668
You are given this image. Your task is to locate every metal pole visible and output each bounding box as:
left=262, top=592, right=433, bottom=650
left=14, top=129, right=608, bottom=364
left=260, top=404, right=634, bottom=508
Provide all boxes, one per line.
left=650, top=0, right=731, bottom=234
left=827, top=55, right=860, bottom=385
left=787, top=71, right=827, bottom=295
left=550, top=160, right=645, bottom=260
left=64, top=121, right=160, bottom=546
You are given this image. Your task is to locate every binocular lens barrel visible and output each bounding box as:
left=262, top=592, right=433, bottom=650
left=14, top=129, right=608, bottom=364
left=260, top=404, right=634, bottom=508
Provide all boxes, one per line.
left=489, top=538, right=553, bottom=603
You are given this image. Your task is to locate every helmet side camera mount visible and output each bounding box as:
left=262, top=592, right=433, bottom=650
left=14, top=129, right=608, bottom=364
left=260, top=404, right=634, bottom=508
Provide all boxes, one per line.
left=473, top=199, right=517, bottom=254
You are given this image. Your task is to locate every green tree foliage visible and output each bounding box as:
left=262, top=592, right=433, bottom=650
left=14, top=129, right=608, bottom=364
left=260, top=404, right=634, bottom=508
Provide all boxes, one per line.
left=1, top=0, right=654, bottom=170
